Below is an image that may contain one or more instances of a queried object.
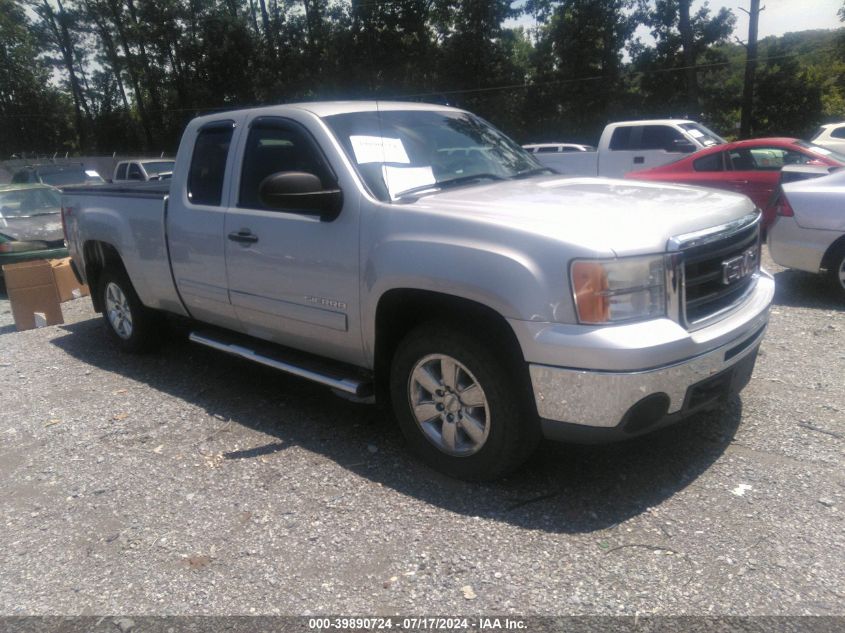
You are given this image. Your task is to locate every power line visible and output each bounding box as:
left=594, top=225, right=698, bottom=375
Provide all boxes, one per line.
left=0, top=43, right=838, bottom=120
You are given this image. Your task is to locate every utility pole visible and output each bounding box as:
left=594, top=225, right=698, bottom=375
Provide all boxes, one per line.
left=739, top=0, right=764, bottom=138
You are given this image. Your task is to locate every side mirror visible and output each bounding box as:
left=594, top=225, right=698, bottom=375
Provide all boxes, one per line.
left=258, top=171, right=343, bottom=221
left=672, top=139, right=697, bottom=153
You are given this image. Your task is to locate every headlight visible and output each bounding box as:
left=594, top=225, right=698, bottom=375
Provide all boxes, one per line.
left=0, top=240, right=50, bottom=253
left=570, top=255, right=666, bottom=324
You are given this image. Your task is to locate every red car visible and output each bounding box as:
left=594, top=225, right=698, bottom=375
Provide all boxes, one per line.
left=626, top=138, right=845, bottom=229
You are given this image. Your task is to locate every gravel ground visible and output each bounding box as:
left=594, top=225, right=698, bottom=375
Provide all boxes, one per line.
left=0, top=247, right=843, bottom=616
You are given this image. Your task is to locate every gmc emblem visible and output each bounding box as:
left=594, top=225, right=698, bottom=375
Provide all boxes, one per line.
left=722, top=247, right=758, bottom=285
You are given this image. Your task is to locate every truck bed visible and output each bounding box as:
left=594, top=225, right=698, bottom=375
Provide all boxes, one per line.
left=61, top=181, right=186, bottom=316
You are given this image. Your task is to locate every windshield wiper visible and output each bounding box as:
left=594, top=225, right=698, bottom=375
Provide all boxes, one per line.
left=394, top=173, right=505, bottom=199
left=512, top=167, right=556, bottom=179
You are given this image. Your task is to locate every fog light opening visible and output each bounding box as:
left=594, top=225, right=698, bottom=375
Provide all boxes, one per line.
left=621, top=393, right=670, bottom=434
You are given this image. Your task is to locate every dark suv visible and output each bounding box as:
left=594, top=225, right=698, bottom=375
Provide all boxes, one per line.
left=11, top=163, right=105, bottom=187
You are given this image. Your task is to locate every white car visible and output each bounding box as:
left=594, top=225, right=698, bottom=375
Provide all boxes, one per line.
left=768, top=167, right=845, bottom=298
left=811, top=122, right=845, bottom=154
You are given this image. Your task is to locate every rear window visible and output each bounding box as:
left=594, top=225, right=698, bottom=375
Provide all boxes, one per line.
left=39, top=169, right=89, bottom=186
left=188, top=123, right=234, bottom=206
left=116, top=163, right=128, bottom=180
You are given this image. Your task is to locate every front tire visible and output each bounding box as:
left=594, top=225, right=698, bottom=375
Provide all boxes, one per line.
left=100, top=268, right=161, bottom=353
left=389, top=322, right=538, bottom=481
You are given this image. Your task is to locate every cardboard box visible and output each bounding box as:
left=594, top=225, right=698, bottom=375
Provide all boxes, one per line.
left=50, top=257, right=90, bottom=302
left=2, top=260, right=64, bottom=331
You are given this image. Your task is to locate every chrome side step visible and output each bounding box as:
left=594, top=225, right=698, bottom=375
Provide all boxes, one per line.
left=189, top=331, right=372, bottom=397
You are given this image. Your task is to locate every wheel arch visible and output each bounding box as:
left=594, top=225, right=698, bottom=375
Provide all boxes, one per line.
left=372, top=288, right=528, bottom=405
left=820, top=234, right=845, bottom=272
left=82, top=240, right=127, bottom=312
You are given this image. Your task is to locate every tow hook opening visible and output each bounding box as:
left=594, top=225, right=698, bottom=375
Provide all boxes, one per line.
left=621, top=393, right=670, bottom=435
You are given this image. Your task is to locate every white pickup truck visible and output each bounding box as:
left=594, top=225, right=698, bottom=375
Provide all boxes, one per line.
left=61, top=101, right=773, bottom=480
left=531, top=119, right=725, bottom=178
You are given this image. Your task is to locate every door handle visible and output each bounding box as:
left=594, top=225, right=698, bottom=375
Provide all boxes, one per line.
left=633, top=156, right=645, bottom=164
left=729, top=179, right=749, bottom=185
left=228, top=230, right=258, bottom=244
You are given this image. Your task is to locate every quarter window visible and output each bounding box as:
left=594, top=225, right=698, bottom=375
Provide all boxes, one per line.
left=693, top=153, right=724, bottom=172
left=188, top=123, right=234, bottom=206
left=127, top=163, right=143, bottom=180
left=116, top=163, right=128, bottom=180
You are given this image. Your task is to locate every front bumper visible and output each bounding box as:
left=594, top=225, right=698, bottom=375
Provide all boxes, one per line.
left=516, top=271, right=774, bottom=441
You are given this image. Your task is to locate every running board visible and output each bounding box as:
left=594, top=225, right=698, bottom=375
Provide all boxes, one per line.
left=189, top=331, right=372, bottom=397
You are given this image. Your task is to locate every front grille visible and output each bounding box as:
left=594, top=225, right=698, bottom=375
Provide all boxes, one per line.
left=680, top=222, right=760, bottom=328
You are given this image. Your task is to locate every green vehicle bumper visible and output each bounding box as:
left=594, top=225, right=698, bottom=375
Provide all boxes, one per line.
left=0, top=247, right=69, bottom=273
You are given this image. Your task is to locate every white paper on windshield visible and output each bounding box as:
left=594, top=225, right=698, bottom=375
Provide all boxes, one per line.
left=382, top=165, right=435, bottom=199
left=686, top=129, right=704, bottom=138
left=350, top=135, right=410, bottom=164
left=85, top=170, right=99, bottom=177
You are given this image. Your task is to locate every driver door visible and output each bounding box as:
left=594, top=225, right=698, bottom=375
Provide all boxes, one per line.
left=223, top=116, right=363, bottom=366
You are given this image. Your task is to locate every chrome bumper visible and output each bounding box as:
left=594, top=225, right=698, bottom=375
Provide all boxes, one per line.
left=529, top=276, right=774, bottom=436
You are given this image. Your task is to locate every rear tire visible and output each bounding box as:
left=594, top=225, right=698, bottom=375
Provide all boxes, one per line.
left=389, top=321, right=538, bottom=481
left=100, top=268, right=161, bottom=353
left=825, top=243, right=845, bottom=301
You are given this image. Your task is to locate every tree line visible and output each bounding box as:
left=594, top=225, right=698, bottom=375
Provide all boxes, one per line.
left=2, top=0, right=844, bottom=156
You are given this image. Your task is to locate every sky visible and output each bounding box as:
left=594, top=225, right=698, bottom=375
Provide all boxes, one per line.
left=506, top=0, right=843, bottom=39
left=723, top=0, right=841, bottom=39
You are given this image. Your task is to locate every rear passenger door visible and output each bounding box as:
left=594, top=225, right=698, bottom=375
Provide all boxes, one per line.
left=223, top=116, right=363, bottom=366
left=167, top=118, right=244, bottom=331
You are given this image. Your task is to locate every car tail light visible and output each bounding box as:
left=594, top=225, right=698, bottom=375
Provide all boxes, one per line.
left=775, top=194, right=794, bottom=217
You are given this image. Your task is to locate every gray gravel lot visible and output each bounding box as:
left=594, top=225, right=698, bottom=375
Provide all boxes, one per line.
left=0, top=247, right=843, bottom=616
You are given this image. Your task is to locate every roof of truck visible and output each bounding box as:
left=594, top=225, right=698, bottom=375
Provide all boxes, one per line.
left=190, top=101, right=462, bottom=127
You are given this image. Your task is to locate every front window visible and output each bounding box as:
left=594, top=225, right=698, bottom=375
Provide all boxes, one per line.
left=0, top=188, right=61, bottom=217
left=323, top=109, right=543, bottom=201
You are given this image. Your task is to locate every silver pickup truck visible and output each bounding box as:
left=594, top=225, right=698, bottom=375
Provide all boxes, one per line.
left=61, top=101, right=774, bottom=480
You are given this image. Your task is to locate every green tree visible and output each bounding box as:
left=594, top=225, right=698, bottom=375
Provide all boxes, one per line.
left=525, top=0, right=639, bottom=143
left=0, top=0, right=74, bottom=154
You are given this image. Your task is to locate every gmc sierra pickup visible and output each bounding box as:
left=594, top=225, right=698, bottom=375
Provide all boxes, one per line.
left=62, top=101, right=774, bottom=480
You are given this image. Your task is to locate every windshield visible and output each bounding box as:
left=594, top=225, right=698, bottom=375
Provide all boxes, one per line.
left=0, top=188, right=61, bottom=217
left=679, top=122, right=725, bottom=147
left=323, top=109, right=543, bottom=201
left=795, top=140, right=845, bottom=164
left=40, top=169, right=99, bottom=186
left=142, top=161, right=175, bottom=176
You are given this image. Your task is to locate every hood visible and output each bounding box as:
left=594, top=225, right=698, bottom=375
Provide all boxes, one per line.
left=410, top=176, right=756, bottom=256
left=0, top=212, right=64, bottom=243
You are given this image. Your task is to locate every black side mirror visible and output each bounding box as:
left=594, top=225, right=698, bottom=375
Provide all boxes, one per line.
left=672, top=139, right=697, bottom=153
left=258, top=171, right=343, bottom=221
